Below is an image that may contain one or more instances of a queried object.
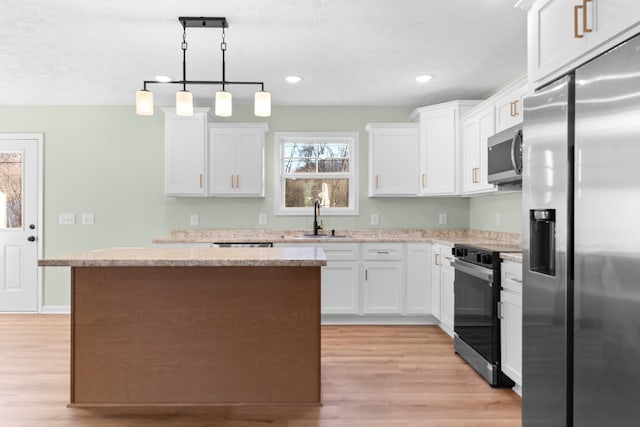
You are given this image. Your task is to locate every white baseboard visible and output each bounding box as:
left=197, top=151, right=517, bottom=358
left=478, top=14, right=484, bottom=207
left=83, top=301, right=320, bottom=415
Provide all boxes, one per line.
left=40, top=305, right=71, bottom=314
left=321, top=314, right=439, bottom=325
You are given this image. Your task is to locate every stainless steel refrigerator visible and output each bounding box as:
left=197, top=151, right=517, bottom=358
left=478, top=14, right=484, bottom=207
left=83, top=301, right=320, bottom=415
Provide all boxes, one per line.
left=523, top=33, right=640, bottom=426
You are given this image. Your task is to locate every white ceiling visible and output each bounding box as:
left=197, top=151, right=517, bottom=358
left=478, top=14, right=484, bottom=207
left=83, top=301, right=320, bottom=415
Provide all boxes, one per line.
left=0, top=0, right=527, bottom=109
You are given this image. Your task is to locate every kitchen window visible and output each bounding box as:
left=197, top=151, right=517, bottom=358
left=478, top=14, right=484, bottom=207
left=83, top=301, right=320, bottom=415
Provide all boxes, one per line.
left=274, top=132, right=358, bottom=216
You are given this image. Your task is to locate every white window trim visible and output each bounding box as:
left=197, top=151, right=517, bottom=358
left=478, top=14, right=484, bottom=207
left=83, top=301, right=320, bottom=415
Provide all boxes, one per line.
left=274, top=131, right=359, bottom=216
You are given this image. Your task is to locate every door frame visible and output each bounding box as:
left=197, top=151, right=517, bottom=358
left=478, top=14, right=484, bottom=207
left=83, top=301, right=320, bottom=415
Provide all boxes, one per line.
left=0, top=133, right=44, bottom=312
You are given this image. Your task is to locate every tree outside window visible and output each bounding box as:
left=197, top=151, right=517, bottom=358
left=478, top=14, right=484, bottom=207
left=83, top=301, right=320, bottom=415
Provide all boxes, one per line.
left=275, top=133, right=358, bottom=215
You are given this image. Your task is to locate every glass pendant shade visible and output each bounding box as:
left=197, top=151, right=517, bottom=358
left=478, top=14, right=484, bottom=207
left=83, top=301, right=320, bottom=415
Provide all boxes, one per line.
left=176, top=91, right=194, bottom=116
left=135, top=90, right=154, bottom=116
left=254, top=91, right=271, bottom=117
left=215, top=91, right=233, bottom=117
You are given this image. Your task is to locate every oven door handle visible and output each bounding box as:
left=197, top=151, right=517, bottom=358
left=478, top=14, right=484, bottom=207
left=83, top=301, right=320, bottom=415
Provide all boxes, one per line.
left=452, top=260, right=493, bottom=283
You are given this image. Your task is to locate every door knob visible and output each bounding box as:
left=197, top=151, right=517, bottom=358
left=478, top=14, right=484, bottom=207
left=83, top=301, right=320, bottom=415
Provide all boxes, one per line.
left=29, top=224, right=36, bottom=229
left=27, top=236, right=36, bottom=242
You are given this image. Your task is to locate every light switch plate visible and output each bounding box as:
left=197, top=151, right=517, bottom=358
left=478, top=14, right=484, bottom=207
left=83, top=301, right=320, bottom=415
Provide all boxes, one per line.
left=258, top=213, right=267, bottom=225
left=370, top=213, right=379, bottom=225
left=59, top=213, right=75, bottom=225
left=81, top=213, right=94, bottom=225
left=190, top=214, right=199, bottom=226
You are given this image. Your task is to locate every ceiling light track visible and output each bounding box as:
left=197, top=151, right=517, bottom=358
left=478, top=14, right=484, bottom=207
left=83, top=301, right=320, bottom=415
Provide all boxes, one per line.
left=135, top=16, right=271, bottom=118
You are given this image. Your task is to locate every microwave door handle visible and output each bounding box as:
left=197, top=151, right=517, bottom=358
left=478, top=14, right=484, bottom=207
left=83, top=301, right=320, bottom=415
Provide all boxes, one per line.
left=510, top=129, right=522, bottom=173
left=510, top=132, right=518, bottom=172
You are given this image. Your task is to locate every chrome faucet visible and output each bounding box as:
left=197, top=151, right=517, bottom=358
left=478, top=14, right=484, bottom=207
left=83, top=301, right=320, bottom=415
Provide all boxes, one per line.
left=313, top=199, right=323, bottom=235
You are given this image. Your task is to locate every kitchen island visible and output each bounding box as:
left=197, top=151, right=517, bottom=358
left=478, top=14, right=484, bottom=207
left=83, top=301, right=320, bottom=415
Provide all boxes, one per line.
left=39, top=246, right=326, bottom=407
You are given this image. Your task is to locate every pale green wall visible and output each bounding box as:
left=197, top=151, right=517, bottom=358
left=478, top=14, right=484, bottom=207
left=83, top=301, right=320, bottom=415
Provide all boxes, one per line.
left=468, top=192, right=522, bottom=233
left=1, top=105, right=521, bottom=307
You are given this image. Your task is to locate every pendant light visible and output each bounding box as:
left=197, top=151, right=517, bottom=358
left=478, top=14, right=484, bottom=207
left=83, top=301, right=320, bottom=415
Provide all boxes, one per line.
left=135, top=17, right=271, bottom=118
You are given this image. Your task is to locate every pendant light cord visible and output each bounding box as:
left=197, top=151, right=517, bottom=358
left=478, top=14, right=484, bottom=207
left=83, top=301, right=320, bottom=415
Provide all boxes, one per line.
left=181, top=28, right=188, bottom=92
left=221, top=27, right=227, bottom=91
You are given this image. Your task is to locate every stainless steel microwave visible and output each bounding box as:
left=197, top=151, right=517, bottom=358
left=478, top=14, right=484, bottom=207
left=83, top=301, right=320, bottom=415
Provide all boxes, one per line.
left=487, top=123, right=523, bottom=186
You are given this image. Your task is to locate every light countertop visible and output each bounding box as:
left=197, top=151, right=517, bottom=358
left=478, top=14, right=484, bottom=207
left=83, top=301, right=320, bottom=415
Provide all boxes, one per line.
left=500, top=252, right=523, bottom=263
left=38, top=247, right=327, bottom=268
left=153, top=228, right=522, bottom=247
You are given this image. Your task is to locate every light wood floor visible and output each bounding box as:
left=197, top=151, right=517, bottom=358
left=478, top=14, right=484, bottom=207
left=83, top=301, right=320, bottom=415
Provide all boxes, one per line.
left=0, top=315, right=521, bottom=426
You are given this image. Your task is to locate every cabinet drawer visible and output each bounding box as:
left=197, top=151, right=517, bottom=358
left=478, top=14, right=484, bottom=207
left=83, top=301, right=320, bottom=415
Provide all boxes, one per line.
left=362, top=243, right=404, bottom=260
left=501, top=260, right=523, bottom=293
left=318, top=243, right=360, bottom=261
left=275, top=242, right=359, bottom=261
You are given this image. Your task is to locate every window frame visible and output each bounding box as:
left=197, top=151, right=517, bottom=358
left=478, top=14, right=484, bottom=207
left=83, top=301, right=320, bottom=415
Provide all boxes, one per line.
left=274, top=131, right=359, bottom=216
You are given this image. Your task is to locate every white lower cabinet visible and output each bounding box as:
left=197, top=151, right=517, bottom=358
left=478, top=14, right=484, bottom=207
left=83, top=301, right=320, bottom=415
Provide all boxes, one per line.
left=500, top=260, right=523, bottom=395
left=362, top=261, right=403, bottom=313
left=431, top=243, right=455, bottom=336
left=362, top=243, right=404, bottom=314
left=405, top=243, right=432, bottom=314
left=275, top=241, right=434, bottom=323
left=440, top=250, right=455, bottom=336
left=320, top=244, right=360, bottom=314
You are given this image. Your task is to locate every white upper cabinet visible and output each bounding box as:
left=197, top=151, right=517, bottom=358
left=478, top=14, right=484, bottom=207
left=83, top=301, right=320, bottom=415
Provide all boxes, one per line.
left=528, top=0, right=640, bottom=87
left=163, top=108, right=209, bottom=196
left=411, top=101, right=479, bottom=196
left=208, top=123, right=268, bottom=197
left=462, top=105, right=497, bottom=195
left=493, top=77, right=529, bottom=133
left=366, top=123, right=420, bottom=196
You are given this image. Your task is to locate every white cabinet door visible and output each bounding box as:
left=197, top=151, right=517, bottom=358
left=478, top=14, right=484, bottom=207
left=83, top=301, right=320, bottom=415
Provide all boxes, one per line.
left=431, top=245, right=442, bottom=320
left=208, top=124, right=267, bottom=197
left=405, top=243, right=432, bottom=314
left=528, top=0, right=587, bottom=86
left=362, top=262, right=404, bottom=314
left=500, top=260, right=523, bottom=391
left=411, top=101, right=479, bottom=196
left=208, top=127, right=237, bottom=195
left=164, top=108, right=209, bottom=196
left=494, top=82, right=529, bottom=133
left=500, top=290, right=523, bottom=387
left=462, top=106, right=496, bottom=195
left=236, top=128, right=265, bottom=196
left=440, top=253, right=455, bottom=336
left=528, top=0, right=640, bottom=87
left=321, top=261, right=359, bottom=314
left=366, top=124, right=420, bottom=196
left=419, top=107, right=457, bottom=195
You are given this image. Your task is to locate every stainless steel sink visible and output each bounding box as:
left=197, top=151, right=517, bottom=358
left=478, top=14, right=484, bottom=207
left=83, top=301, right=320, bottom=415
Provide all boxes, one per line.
left=299, top=233, right=347, bottom=238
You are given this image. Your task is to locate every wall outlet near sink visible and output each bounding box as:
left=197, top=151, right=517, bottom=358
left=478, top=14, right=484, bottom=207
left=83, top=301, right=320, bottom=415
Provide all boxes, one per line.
left=258, top=213, right=267, bottom=225
left=370, top=213, right=379, bottom=225
left=439, top=213, right=448, bottom=225
left=190, top=214, right=199, bottom=226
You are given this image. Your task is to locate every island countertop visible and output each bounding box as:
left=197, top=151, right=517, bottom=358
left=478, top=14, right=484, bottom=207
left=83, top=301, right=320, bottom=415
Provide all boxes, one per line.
left=38, top=246, right=327, bottom=268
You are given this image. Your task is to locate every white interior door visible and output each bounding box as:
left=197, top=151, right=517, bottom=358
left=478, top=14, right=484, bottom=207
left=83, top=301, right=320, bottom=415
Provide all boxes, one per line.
left=0, top=134, right=42, bottom=312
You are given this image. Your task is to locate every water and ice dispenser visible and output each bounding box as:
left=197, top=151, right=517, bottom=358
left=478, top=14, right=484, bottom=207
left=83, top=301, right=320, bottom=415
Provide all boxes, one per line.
left=529, top=209, right=556, bottom=276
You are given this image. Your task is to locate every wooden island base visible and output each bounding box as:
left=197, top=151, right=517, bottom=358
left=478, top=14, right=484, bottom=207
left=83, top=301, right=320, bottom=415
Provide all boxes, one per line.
left=70, top=265, right=321, bottom=406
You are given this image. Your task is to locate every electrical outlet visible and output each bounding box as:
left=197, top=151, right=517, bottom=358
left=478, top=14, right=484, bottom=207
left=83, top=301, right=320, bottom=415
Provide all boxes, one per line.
left=81, top=213, right=94, bottom=225
left=495, top=213, right=502, bottom=227
left=259, top=213, right=267, bottom=225
left=438, top=213, right=448, bottom=225
left=370, top=213, right=379, bottom=225
left=59, top=213, right=75, bottom=225
left=190, top=214, right=199, bottom=226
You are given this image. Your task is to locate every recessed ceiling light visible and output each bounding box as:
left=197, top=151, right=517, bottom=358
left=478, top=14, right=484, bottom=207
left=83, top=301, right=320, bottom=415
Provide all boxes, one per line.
left=284, top=75, right=303, bottom=84
left=415, top=75, right=433, bottom=83
left=154, top=75, right=173, bottom=83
